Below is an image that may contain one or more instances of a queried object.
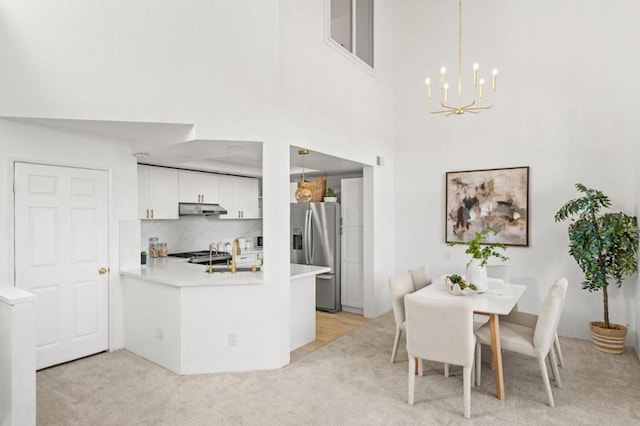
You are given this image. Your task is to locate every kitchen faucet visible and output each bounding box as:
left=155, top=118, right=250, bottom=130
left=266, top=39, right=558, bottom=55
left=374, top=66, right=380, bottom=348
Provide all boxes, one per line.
left=205, top=242, right=217, bottom=274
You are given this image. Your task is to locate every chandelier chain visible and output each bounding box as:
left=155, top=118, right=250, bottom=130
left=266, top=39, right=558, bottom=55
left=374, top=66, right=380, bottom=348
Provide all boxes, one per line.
left=458, top=0, right=463, bottom=105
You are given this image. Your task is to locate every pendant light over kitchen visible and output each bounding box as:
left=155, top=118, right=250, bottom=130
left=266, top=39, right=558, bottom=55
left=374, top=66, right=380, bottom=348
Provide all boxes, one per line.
left=295, top=149, right=313, bottom=203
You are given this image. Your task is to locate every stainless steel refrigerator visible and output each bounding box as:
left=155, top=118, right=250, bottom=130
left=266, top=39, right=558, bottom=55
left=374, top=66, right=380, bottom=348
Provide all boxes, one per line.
left=291, top=202, right=341, bottom=313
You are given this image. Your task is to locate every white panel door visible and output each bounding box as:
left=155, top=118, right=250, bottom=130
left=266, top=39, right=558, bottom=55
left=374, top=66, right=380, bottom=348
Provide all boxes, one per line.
left=14, top=162, right=109, bottom=370
left=341, top=178, right=364, bottom=309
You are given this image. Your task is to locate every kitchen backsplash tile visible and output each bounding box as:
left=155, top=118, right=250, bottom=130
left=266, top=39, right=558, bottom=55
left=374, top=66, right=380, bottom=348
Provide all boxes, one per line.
left=141, top=217, right=262, bottom=253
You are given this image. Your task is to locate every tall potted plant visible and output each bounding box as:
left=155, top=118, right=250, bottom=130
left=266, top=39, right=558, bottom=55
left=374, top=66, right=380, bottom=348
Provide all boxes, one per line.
left=449, top=227, right=508, bottom=292
left=555, top=183, right=638, bottom=353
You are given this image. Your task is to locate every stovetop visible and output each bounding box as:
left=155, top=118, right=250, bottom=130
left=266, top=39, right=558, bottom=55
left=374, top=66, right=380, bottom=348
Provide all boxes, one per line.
left=168, top=250, right=232, bottom=265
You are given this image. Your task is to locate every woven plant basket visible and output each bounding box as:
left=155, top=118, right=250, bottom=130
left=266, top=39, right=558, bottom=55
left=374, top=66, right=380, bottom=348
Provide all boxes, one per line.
left=589, top=321, right=627, bottom=354
left=298, top=175, right=326, bottom=202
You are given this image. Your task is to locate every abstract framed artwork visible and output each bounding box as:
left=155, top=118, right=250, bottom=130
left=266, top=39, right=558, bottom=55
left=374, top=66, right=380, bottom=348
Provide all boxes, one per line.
left=445, top=166, right=529, bottom=246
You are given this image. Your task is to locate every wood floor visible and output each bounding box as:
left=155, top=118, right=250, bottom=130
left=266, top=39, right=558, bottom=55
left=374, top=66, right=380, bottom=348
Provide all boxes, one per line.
left=290, top=310, right=369, bottom=363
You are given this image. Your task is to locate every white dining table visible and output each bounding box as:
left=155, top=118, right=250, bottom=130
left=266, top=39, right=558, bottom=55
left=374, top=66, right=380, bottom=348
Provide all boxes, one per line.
left=413, top=275, right=527, bottom=401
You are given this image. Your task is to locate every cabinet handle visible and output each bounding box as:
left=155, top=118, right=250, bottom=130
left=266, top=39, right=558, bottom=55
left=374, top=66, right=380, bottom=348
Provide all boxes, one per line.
left=146, top=209, right=150, bottom=218
left=151, top=209, right=154, bottom=219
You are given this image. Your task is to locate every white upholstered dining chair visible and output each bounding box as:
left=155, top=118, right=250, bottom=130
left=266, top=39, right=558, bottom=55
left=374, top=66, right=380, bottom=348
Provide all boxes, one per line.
left=500, top=310, right=566, bottom=368
left=408, top=265, right=432, bottom=291
left=475, top=278, right=568, bottom=407
left=485, top=264, right=510, bottom=283
left=404, top=293, right=476, bottom=419
left=485, top=264, right=565, bottom=368
left=388, top=272, right=415, bottom=363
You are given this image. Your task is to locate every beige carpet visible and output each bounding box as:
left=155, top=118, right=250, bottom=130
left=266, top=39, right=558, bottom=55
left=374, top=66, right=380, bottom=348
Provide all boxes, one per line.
left=37, top=312, right=640, bottom=425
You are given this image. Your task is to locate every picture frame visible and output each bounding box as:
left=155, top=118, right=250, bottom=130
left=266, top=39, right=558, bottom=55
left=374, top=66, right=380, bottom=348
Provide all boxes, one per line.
left=445, top=166, right=529, bottom=246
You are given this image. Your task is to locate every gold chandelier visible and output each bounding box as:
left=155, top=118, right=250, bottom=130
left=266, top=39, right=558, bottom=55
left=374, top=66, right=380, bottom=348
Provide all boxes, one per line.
left=425, top=0, right=498, bottom=116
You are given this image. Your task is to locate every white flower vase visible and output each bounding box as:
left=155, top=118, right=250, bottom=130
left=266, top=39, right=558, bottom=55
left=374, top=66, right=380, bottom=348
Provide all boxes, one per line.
left=466, top=259, right=488, bottom=293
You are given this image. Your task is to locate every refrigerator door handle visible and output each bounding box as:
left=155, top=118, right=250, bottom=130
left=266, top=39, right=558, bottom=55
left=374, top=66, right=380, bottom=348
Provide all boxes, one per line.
left=303, top=209, right=310, bottom=264
left=308, top=208, right=314, bottom=264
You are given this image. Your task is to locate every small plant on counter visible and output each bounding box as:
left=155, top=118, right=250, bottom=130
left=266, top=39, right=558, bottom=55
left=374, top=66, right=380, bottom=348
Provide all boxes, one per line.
left=448, top=274, right=463, bottom=284
left=449, top=227, right=508, bottom=267
left=324, top=188, right=337, bottom=201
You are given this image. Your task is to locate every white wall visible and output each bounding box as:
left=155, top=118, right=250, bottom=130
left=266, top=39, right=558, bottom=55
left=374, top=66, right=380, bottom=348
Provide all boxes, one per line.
left=278, top=0, right=396, bottom=317
left=0, top=0, right=280, bottom=141
left=0, top=0, right=288, bottom=371
left=393, top=0, right=640, bottom=345
left=0, top=118, right=138, bottom=350
left=0, top=0, right=398, bottom=371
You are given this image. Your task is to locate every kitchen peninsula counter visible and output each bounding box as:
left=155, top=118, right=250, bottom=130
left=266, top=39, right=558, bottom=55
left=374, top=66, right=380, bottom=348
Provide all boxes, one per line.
left=121, top=259, right=330, bottom=374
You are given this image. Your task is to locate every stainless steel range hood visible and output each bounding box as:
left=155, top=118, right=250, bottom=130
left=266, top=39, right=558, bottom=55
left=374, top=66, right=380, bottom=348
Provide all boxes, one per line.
left=179, top=202, right=228, bottom=216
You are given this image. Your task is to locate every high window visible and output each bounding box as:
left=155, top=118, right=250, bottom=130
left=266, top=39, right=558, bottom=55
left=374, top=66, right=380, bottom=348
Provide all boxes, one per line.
left=329, top=0, right=374, bottom=68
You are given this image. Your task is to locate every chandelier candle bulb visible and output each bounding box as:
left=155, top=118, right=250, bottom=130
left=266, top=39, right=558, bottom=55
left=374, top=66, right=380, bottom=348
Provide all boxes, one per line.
left=440, top=67, right=446, bottom=88
left=492, top=69, right=498, bottom=91
left=479, top=78, right=484, bottom=99
left=444, top=83, right=449, bottom=104
left=425, top=78, right=431, bottom=99
left=473, top=63, right=479, bottom=86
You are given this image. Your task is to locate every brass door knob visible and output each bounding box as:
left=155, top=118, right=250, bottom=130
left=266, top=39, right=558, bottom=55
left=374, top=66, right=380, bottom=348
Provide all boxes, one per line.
left=99, top=267, right=108, bottom=275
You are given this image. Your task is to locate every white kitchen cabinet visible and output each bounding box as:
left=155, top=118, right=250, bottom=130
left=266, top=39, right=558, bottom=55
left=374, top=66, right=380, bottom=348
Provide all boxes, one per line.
left=219, top=175, right=260, bottom=219
left=179, top=170, right=220, bottom=203
left=341, top=177, right=364, bottom=312
left=138, top=165, right=179, bottom=219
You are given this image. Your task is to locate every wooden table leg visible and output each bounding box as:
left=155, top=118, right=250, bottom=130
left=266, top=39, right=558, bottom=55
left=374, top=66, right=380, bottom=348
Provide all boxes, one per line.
left=489, top=313, right=505, bottom=400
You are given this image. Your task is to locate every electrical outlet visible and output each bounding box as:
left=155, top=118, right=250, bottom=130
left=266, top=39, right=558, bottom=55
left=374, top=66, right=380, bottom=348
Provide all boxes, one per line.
left=444, top=251, right=451, bottom=261
left=155, top=326, right=164, bottom=340
left=228, top=333, right=239, bottom=347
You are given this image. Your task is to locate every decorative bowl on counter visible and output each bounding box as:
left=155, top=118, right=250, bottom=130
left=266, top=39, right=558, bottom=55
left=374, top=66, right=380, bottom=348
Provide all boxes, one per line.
left=444, top=274, right=478, bottom=296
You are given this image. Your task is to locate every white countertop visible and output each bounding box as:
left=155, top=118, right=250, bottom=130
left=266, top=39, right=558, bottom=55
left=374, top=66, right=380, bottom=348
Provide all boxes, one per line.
left=290, top=264, right=331, bottom=279
left=121, top=257, right=263, bottom=287
left=120, top=258, right=331, bottom=287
